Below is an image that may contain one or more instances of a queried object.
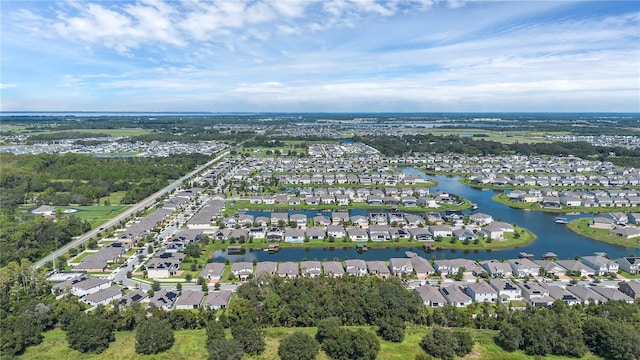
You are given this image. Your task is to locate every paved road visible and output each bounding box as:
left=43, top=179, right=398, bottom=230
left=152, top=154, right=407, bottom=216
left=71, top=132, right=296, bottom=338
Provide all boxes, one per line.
left=35, top=150, right=229, bottom=269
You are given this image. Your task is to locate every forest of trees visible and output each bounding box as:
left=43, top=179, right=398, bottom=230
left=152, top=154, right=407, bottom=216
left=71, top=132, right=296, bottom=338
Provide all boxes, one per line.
left=2, top=267, right=639, bottom=359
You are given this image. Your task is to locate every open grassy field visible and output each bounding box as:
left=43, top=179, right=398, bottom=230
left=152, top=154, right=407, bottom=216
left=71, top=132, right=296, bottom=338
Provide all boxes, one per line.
left=2, top=126, right=153, bottom=137
left=61, top=205, right=131, bottom=227
left=22, top=326, right=602, bottom=360
left=423, top=128, right=562, bottom=144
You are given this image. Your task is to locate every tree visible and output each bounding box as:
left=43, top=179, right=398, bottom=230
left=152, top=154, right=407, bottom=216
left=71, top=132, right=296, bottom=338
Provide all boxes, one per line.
left=151, top=280, right=161, bottom=292
left=495, top=322, right=522, bottom=352
left=66, top=313, right=114, bottom=354
left=451, top=329, right=474, bottom=357
left=206, top=320, right=226, bottom=348
left=207, top=338, right=244, bottom=360
left=230, top=318, right=265, bottom=356
left=420, top=327, right=457, bottom=360
left=323, top=328, right=380, bottom=360
left=278, top=331, right=320, bottom=360
left=135, top=317, right=174, bottom=355
left=316, top=316, right=342, bottom=344
left=377, top=316, right=405, bottom=343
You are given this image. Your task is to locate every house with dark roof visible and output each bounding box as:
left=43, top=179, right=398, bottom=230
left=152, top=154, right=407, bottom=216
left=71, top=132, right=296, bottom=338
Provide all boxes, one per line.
left=204, top=290, right=233, bottom=310
left=440, top=285, right=472, bottom=307
left=415, top=284, right=447, bottom=307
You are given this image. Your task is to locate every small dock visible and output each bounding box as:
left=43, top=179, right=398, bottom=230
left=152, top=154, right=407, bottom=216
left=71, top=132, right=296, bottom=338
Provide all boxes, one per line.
left=519, top=252, right=534, bottom=259
left=542, top=252, right=558, bottom=260
left=424, top=242, right=436, bottom=251
left=356, top=243, right=368, bottom=252
left=405, top=251, right=418, bottom=258
left=554, top=217, right=568, bottom=224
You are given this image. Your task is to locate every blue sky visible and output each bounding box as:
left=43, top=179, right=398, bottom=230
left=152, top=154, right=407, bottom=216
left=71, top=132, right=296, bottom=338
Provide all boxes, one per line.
left=1, top=0, right=639, bottom=112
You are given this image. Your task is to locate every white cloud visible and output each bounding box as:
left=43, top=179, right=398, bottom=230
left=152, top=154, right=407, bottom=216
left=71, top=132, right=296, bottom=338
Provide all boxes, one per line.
left=0, top=83, right=17, bottom=89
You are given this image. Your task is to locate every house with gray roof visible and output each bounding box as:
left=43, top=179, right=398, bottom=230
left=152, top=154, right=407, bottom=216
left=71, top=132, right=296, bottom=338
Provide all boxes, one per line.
left=200, top=262, right=225, bottom=281
left=618, top=281, right=640, bottom=300
left=322, top=261, right=345, bottom=278
left=581, top=255, right=619, bottom=275
left=440, top=285, right=472, bottom=307
left=556, top=260, right=596, bottom=277
left=204, top=290, right=233, bottom=310
left=508, top=258, right=540, bottom=278
left=82, top=286, right=122, bottom=307
left=149, top=289, right=179, bottom=310
left=543, top=284, right=581, bottom=306
left=410, top=256, right=435, bottom=279
left=255, top=261, right=277, bottom=276
left=231, top=262, right=253, bottom=281
left=345, top=259, right=367, bottom=276
left=300, top=261, right=322, bottom=278
left=366, top=261, right=391, bottom=278
left=591, top=286, right=634, bottom=303
left=415, top=284, right=447, bottom=307
left=278, top=262, right=299, bottom=278
left=480, top=260, right=512, bottom=278
left=175, top=290, right=205, bottom=310
left=566, top=285, right=608, bottom=304
left=466, top=282, right=498, bottom=303
left=518, top=282, right=554, bottom=307
left=488, top=278, right=522, bottom=302
left=618, top=257, right=640, bottom=274
left=390, top=258, right=413, bottom=277
left=118, top=290, right=147, bottom=306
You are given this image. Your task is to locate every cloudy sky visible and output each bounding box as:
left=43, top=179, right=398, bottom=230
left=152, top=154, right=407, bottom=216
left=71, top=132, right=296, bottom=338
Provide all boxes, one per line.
left=1, top=0, right=639, bottom=112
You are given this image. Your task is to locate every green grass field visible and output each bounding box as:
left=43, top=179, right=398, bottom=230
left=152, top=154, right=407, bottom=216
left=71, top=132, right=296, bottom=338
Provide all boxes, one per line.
left=22, top=326, right=602, bottom=360
left=62, top=205, right=131, bottom=227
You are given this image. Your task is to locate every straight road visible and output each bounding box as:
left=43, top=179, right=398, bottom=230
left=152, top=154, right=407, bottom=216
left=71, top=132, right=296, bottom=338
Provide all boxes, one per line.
left=35, top=150, right=229, bottom=269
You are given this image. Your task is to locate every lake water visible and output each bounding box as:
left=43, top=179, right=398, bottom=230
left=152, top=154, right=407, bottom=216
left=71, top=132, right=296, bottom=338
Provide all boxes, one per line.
left=213, top=171, right=640, bottom=263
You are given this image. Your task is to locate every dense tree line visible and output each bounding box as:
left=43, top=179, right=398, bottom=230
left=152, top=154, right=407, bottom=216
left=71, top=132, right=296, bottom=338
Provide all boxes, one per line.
left=0, top=152, right=210, bottom=210
left=233, top=274, right=426, bottom=327
left=0, top=215, right=91, bottom=267
left=355, top=134, right=640, bottom=167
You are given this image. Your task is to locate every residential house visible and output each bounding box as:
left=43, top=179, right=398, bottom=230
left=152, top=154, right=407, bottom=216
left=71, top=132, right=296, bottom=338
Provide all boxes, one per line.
left=508, top=258, right=541, bottom=278
left=284, top=228, right=305, bottom=243
left=410, top=256, right=435, bottom=280
left=581, top=255, right=619, bottom=275
left=415, top=284, right=447, bottom=307
left=278, top=262, right=299, bottom=278
left=231, top=262, right=254, bottom=281
left=611, top=227, right=640, bottom=239
left=556, top=260, right=596, bottom=277
left=591, top=286, right=634, bottom=303
left=618, top=281, right=640, bottom=300
left=534, top=260, right=566, bottom=277
left=466, top=282, right=498, bottom=303
left=118, top=290, right=147, bottom=306
left=305, top=227, right=326, bottom=240
left=345, top=259, right=367, bottom=276
left=327, top=225, right=346, bottom=239
left=518, top=282, right=554, bottom=307
left=409, top=227, right=432, bottom=241
left=543, top=284, right=581, bottom=306
left=367, top=261, right=391, bottom=278
left=300, top=261, right=322, bottom=278
left=347, top=227, right=369, bottom=242
left=480, top=260, right=512, bottom=278
left=488, top=278, right=522, bottom=302
left=469, top=213, right=493, bottom=226
left=255, top=261, right=278, bottom=276
left=82, top=286, right=122, bottom=307
left=369, top=225, right=391, bottom=242
left=566, top=285, right=607, bottom=304
left=390, top=258, right=413, bottom=277
left=200, top=262, right=225, bottom=282
left=203, top=290, right=233, bottom=310
left=148, top=289, right=179, bottom=310
left=146, top=252, right=186, bottom=279
left=322, top=261, right=345, bottom=278
left=429, top=225, right=452, bottom=239
left=440, top=285, right=473, bottom=307
left=618, top=257, right=640, bottom=274
left=175, top=290, right=205, bottom=310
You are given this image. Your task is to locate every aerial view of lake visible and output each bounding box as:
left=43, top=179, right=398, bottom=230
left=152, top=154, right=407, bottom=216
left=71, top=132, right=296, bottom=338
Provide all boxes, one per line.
left=213, top=171, right=640, bottom=263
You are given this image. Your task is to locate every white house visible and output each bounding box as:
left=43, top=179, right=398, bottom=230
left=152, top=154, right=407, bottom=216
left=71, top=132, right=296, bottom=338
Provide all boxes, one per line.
left=465, top=282, right=498, bottom=303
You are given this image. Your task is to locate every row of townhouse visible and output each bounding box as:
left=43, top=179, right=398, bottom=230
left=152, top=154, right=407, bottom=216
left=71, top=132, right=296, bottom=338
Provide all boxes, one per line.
left=479, top=255, right=623, bottom=278
left=416, top=279, right=640, bottom=308
left=211, top=221, right=515, bottom=244
left=148, top=289, right=233, bottom=311
left=508, top=188, right=640, bottom=208
left=227, top=256, right=437, bottom=281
